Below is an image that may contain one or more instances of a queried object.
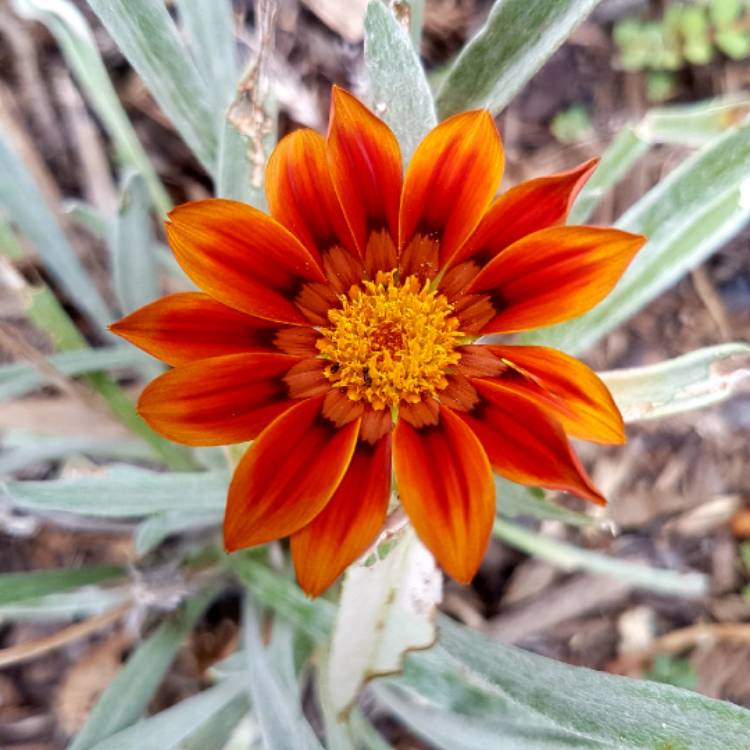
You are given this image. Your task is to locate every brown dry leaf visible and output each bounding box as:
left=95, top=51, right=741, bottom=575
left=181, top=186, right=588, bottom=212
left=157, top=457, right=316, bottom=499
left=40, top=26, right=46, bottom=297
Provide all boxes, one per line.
left=54, top=631, right=127, bottom=736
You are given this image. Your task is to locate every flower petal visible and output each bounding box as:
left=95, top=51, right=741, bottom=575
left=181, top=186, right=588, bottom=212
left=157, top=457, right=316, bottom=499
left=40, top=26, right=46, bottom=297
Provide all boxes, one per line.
left=451, top=158, right=598, bottom=268
left=467, top=226, right=645, bottom=333
left=483, top=345, right=625, bottom=444
left=266, top=128, right=357, bottom=260
left=393, top=405, right=494, bottom=583
left=110, top=292, right=282, bottom=366
left=166, top=199, right=326, bottom=324
left=224, top=397, right=360, bottom=550
left=327, top=87, right=402, bottom=256
left=460, top=379, right=605, bottom=505
left=290, top=435, right=391, bottom=596
left=138, top=353, right=300, bottom=445
left=400, top=110, right=503, bottom=274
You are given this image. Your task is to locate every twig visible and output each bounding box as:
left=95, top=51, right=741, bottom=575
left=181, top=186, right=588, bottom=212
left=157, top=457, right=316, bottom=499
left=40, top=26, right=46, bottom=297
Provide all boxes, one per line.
left=0, top=600, right=131, bottom=669
left=227, top=0, right=277, bottom=196
left=0, top=322, right=105, bottom=413
left=691, top=266, right=733, bottom=341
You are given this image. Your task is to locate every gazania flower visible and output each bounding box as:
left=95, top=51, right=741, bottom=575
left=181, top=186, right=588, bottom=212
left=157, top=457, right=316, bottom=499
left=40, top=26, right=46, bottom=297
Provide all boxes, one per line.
left=111, top=87, right=645, bottom=596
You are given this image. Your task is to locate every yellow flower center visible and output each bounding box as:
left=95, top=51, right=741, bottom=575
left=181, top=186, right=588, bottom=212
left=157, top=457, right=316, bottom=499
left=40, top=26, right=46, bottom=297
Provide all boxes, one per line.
left=317, top=271, right=463, bottom=411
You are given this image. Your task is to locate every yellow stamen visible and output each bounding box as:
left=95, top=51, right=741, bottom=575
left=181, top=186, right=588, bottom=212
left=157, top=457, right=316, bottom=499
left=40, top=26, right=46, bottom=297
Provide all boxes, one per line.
left=317, top=271, right=463, bottom=410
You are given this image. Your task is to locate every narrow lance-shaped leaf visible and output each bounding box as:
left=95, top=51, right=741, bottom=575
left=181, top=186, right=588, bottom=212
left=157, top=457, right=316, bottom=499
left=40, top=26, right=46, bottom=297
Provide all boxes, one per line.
left=0, top=565, right=124, bottom=607
left=438, top=616, right=750, bottom=750
left=11, top=0, right=172, bottom=215
left=601, top=343, right=750, bottom=421
left=0, top=128, right=113, bottom=333
left=89, top=678, right=248, bottom=750
left=4, top=466, right=227, bottom=518
left=176, top=0, right=239, bottom=111
left=493, top=518, right=708, bottom=597
left=568, top=127, right=649, bottom=224
left=86, top=0, right=218, bottom=173
left=524, top=120, right=750, bottom=353
left=242, top=598, right=323, bottom=750
left=70, top=587, right=219, bottom=750
left=436, top=0, right=601, bottom=118
left=364, top=0, right=437, bottom=162
left=111, top=172, right=160, bottom=314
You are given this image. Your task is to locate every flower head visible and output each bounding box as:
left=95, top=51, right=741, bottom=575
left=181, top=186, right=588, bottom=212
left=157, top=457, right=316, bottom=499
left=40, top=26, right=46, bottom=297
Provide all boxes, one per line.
left=111, top=87, right=645, bottom=596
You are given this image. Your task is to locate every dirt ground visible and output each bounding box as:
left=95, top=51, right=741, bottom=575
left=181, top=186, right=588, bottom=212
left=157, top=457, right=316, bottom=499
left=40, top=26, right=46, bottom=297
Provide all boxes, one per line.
left=0, top=0, right=749, bottom=747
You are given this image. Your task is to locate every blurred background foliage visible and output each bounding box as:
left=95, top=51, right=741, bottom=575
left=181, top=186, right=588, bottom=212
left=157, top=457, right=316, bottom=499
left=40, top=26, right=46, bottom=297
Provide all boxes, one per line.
left=0, top=0, right=748, bottom=748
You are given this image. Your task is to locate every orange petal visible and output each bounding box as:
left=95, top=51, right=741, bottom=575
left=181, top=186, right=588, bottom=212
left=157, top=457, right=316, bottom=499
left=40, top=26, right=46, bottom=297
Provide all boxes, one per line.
left=400, top=110, right=503, bottom=271
left=166, top=199, right=325, bottom=325
left=110, top=292, right=282, bottom=366
left=468, top=226, right=645, bottom=334
left=451, top=158, right=598, bottom=268
left=483, top=345, right=625, bottom=444
left=460, top=379, right=605, bottom=505
left=137, top=353, right=300, bottom=445
left=224, top=397, right=360, bottom=550
left=290, top=435, right=391, bottom=596
left=327, top=87, right=402, bottom=255
left=393, top=405, right=494, bottom=583
left=266, top=128, right=357, bottom=260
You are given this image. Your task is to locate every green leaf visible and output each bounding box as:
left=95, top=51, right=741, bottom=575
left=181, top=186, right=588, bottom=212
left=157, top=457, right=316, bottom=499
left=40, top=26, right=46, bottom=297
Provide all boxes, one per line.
left=375, top=682, right=605, bottom=750
left=569, top=127, right=650, bottom=224
left=71, top=588, right=218, bottom=750
left=111, top=172, right=160, bottom=314
left=601, top=343, right=750, bottom=421
left=86, top=0, right=218, bottom=173
left=0, top=346, right=151, bottom=401
left=235, top=565, right=750, bottom=750
left=91, top=679, right=248, bottom=750
left=0, top=587, right=128, bottom=622
left=524, top=121, right=750, bottom=353
left=715, top=29, right=750, bottom=59
left=134, top=509, right=221, bottom=555
left=242, top=599, right=323, bottom=750
left=0, top=128, right=113, bottom=334
left=493, top=518, right=708, bottom=597
left=438, top=617, right=750, bottom=750
left=0, top=565, right=124, bottom=606
left=435, top=0, right=600, bottom=118
left=638, top=96, right=750, bottom=147
left=364, top=0, right=436, bottom=161
left=710, top=0, right=742, bottom=28
left=11, top=0, right=172, bottom=216
left=4, top=466, right=227, bottom=518
left=176, top=0, right=238, bottom=111
left=0, top=432, right=150, bottom=475
left=496, top=476, right=595, bottom=527
left=176, top=691, right=251, bottom=750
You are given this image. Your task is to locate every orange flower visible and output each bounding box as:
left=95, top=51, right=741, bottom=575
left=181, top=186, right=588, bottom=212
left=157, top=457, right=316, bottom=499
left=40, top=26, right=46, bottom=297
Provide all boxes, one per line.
left=112, top=87, right=645, bottom=596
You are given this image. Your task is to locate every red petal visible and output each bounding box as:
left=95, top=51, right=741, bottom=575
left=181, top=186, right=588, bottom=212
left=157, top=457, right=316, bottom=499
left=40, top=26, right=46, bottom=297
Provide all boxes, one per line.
left=224, top=397, right=360, bottom=549
left=451, top=158, right=598, bottom=268
left=290, top=435, right=391, bottom=596
left=468, top=226, right=645, bottom=333
left=266, top=128, right=357, bottom=260
left=166, top=199, right=325, bottom=325
left=483, top=345, right=625, bottom=444
left=460, top=379, right=605, bottom=505
left=110, top=292, right=282, bottom=366
left=137, top=353, right=300, bottom=445
left=393, top=405, right=494, bottom=583
left=400, top=110, right=503, bottom=272
left=327, top=87, right=402, bottom=254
